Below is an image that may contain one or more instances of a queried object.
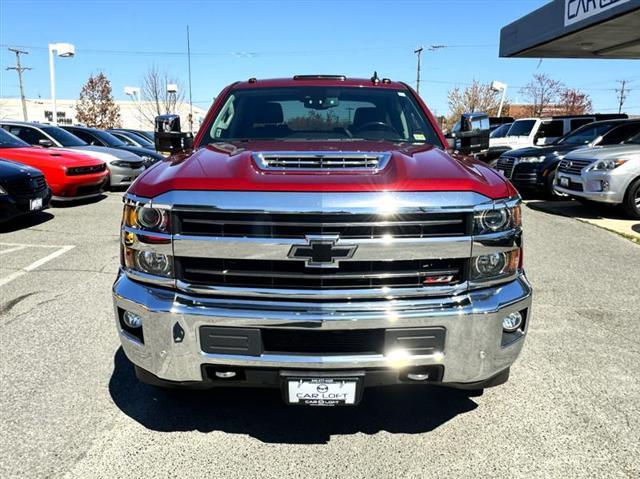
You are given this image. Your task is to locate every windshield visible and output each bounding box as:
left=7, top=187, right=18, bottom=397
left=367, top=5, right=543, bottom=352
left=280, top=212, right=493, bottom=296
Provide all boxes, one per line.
left=0, top=128, right=30, bottom=148
left=42, top=126, right=87, bottom=147
left=557, top=122, right=616, bottom=145
left=90, top=129, right=127, bottom=147
left=490, top=123, right=512, bottom=138
left=201, top=87, right=442, bottom=146
left=507, top=120, right=536, bottom=137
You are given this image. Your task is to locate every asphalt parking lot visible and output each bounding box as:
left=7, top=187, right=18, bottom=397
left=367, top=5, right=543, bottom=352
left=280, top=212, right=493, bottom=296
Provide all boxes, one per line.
left=1, top=193, right=639, bottom=479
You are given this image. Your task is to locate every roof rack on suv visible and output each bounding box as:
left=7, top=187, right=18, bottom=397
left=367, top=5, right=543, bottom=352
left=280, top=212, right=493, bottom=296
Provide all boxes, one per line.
left=293, top=75, right=347, bottom=81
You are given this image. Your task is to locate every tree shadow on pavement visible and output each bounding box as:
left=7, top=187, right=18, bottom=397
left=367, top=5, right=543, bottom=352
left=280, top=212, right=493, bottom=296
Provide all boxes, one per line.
left=0, top=211, right=54, bottom=233
left=109, top=348, right=479, bottom=444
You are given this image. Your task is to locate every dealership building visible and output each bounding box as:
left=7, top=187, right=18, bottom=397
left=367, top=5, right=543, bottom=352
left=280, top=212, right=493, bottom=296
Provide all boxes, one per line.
left=501, top=0, right=639, bottom=59
left=0, top=98, right=207, bottom=130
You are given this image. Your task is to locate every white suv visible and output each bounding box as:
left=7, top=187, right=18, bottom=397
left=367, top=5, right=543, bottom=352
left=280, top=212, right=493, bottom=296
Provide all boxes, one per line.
left=492, top=116, right=624, bottom=153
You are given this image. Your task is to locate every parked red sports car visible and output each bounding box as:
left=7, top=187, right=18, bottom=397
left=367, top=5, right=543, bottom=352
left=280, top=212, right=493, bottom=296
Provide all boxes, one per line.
left=0, top=128, right=108, bottom=200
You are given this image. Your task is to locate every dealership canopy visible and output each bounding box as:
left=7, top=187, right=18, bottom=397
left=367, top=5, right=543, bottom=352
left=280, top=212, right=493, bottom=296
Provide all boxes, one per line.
left=500, top=0, right=640, bottom=59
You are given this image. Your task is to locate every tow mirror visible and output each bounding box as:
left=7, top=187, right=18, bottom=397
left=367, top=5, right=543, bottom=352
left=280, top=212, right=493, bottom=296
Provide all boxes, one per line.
left=154, top=115, right=193, bottom=154
left=448, top=113, right=490, bottom=156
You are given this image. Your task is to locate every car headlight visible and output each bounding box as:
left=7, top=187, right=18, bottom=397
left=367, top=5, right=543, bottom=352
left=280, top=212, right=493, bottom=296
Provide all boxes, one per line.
left=123, top=204, right=170, bottom=232
left=474, top=204, right=521, bottom=235
left=141, top=155, right=156, bottom=165
left=588, top=159, right=628, bottom=171
left=123, top=246, right=173, bottom=277
left=519, top=156, right=545, bottom=163
left=470, top=250, right=520, bottom=281
left=0, top=185, right=7, bottom=195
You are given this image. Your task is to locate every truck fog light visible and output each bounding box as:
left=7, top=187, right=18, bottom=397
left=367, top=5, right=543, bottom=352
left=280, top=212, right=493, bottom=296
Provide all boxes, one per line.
left=135, top=250, right=172, bottom=276
left=502, top=311, right=523, bottom=332
left=123, top=311, right=142, bottom=329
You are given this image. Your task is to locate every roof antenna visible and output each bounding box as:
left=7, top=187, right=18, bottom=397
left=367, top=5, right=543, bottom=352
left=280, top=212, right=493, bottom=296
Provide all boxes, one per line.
left=371, top=71, right=380, bottom=85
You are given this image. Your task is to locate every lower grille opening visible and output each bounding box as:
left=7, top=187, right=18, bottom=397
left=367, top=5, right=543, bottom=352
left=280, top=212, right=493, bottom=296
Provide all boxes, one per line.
left=262, top=329, right=386, bottom=355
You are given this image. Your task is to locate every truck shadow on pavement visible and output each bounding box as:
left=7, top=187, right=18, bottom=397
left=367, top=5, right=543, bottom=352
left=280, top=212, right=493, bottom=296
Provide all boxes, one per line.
left=109, top=348, right=478, bottom=444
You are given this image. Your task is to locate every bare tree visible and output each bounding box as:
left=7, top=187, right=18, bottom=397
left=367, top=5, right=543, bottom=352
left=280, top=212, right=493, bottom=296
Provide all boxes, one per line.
left=136, top=66, right=185, bottom=125
left=446, top=80, right=508, bottom=128
left=75, top=73, right=121, bottom=128
left=558, top=88, right=592, bottom=115
left=520, top=74, right=564, bottom=117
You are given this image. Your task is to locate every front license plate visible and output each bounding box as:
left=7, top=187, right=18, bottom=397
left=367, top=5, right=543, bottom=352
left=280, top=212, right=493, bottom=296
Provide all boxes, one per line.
left=286, top=378, right=359, bottom=406
left=560, top=176, right=570, bottom=187
left=30, top=197, right=43, bottom=211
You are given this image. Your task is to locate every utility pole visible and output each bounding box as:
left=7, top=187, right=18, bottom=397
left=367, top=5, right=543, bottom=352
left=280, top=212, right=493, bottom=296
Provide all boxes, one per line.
left=616, top=80, right=629, bottom=114
left=414, top=47, right=424, bottom=95
left=6, top=47, right=32, bottom=121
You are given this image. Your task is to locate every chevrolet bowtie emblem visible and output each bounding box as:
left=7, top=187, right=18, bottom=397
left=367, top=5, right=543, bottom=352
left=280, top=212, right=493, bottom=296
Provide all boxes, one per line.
left=288, top=235, right=357, bottom=268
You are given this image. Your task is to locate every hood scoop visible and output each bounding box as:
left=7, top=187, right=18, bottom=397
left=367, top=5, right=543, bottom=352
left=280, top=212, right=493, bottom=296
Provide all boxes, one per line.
left=252, top=151, right=391, bottom=172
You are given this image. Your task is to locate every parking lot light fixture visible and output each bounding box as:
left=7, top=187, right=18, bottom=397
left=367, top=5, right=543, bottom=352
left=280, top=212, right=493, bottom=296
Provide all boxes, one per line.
left=491, top=81, right=508, bottom=117
left=48, top=42, right=75, bottom=125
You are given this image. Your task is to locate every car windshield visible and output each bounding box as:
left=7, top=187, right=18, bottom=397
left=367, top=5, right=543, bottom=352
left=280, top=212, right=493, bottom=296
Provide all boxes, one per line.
left=42, top=126, right=87, bottom=147
left=201, top=86, right=442, bottom=146
left=0, top=128, right=30, bottom=148
left=490, top=123, right=512, bottom=138
left=507, top=120, right=536, bottom=137
left=90, top=129, right=127, bottom=147
left=557, top=122, right=617, bottom=145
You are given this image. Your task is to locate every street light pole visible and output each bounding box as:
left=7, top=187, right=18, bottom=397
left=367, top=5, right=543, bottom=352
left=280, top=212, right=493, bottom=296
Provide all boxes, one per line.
left=48, top=43, right=75, bottom=125
left=491, top=81, right=508, bottom=117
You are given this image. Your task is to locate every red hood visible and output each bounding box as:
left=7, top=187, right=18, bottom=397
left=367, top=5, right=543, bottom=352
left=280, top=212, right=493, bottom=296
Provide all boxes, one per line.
left=130, top=141, right=513, bottom=199
left=0, top=146, right=103, bottom=168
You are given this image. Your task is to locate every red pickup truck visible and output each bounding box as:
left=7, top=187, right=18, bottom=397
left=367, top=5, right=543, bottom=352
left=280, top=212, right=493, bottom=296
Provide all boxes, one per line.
left=113, top=75, right=532, bottom=406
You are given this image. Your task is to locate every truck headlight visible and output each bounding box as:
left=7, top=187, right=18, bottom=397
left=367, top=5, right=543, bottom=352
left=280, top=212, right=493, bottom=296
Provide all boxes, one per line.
left=470, top=250, right=520, bottom=281
left=589, top=159, right=628, bottom=171
left=474, top=205, right=521, bottom=234
left=124, top=247, right=173, bottom=277
left=123, top=204, right=170, bottom=232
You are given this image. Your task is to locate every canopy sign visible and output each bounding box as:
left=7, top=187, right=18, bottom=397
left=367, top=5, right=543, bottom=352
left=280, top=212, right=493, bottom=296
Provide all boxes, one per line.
left=565, top=0, right=631, bottom=25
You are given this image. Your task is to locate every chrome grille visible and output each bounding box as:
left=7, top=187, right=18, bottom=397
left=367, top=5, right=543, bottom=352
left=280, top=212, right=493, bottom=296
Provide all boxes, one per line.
left=177, top=257, right=464, bottom=290
left=496, top=156, right=517, bottom=179
left=174, top=211, right=469, bottom=238
left=558, top=159, right=592, bottom=175
left=253, top=152, right=391, bottom=171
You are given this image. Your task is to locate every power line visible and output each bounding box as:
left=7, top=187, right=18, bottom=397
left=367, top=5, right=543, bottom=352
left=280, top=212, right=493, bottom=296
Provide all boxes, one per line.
left=5, top=47, right=32, bottom=121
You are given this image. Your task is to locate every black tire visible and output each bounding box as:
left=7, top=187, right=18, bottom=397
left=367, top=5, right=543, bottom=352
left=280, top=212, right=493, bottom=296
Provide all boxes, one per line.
left=622, top=178, right=640, bottom=220
left=546, top=169, right=566, bottom=200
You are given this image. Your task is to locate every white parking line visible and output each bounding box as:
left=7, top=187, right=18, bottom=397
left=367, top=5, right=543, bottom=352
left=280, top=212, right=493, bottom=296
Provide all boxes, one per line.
left=0, top=245, right=29, bottom=255
left=0, top=245, right=76, bottom=288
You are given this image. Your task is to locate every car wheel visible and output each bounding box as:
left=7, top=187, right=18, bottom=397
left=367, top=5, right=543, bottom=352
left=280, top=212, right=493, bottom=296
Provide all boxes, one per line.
left=622, top=178, right=640, bottom=220
left=546, top=170, right=566, bottom=200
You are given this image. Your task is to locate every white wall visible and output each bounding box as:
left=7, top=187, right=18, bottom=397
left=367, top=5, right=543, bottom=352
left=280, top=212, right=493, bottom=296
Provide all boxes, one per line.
left=0, top=98, right=207, bottom=130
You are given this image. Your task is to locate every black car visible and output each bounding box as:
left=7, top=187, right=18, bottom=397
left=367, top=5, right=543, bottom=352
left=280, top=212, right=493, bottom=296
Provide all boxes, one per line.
left=61, top=126, right=164, bottom=167
left=0, top=158, right=52, bottom=223
left=495, top=119, right=640, bottom=198
left=108, top=129, right=155, bottom=149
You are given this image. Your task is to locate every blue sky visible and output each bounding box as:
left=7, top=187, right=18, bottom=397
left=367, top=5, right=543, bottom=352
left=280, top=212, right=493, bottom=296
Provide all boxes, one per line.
left=1, top=0, right=638, bottom=115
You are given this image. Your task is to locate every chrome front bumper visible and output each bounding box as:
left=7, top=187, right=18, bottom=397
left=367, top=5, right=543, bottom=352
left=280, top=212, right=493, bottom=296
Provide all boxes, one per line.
left=112, top=272, right=532, bottom=385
